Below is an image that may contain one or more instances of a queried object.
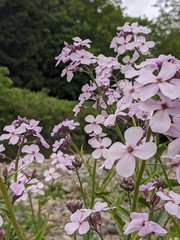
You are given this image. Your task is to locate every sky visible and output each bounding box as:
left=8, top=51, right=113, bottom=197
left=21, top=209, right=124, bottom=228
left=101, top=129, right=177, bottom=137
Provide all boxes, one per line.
left=121, top=0, right=159, bottom=20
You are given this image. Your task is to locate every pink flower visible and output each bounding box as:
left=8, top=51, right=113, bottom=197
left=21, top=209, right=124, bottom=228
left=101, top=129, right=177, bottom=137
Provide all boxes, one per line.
left=92, top=201, right=110, bottom=212
left=73, top=37, right=91, bottom=48
left=157, top=191, right=180, bottom=219
left=64, top=209, right=92, bottom=235
left=135, top=36, right=155, bottom=54
left=10, top=182, right=25, bottom=196
left=90, top=137, right=112, bottom=159
left=22, top=144, right=45, bottom=163
left=61, top=64, right=76, bottom=82
left=136, top=62, right=179, bottom=101
left=107, top=127, right=157, bottom=177
left=124, top=212, right=167, bottom=237
left=44, top=168, right=60, bottom=181
left=84, top=115, right=105, bottom=134
left=139, top=95, right=180, bottom=133
left=70, top=50, right=96, bottom=65
left=139, top=182, right=155, bottom=202
left=0, top=125, right=26, bottom=145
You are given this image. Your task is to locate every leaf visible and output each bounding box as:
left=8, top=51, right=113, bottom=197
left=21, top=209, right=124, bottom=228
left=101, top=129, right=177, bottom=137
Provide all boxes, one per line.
left=157, top=144, right=166, bottom=157
left=111, top=208, right=125, bottom=232
left=34, top=216, right=48, bottom=240
left=114, top=205, right=130, bottom=218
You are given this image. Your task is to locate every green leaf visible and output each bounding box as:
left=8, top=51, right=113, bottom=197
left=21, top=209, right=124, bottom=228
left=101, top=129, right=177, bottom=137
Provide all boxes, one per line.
left=34, top=216, right=48, bottom=240
left=114, top=204, right=130, bottom=218
left=157, top=144, right=166, bottom=157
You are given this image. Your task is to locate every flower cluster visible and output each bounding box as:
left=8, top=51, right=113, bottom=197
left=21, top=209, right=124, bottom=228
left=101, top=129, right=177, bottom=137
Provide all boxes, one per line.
left=55, top=21, right=180, bottom=239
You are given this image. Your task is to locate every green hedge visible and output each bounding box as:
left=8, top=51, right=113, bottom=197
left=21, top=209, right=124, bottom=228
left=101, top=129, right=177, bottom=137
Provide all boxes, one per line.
left=0, top=67, right=95, bottom=151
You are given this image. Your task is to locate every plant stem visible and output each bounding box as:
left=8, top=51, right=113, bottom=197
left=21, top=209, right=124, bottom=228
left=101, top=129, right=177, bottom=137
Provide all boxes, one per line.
left=0, top=178, right=25, bottom=240
left=154, top=153, right=172, bottom=189
left=170, top=215, right=180, bottom=238
left=76, top=169, right=88, bottom=208
left=14, top=135, right=26, bottom=181
left=127, top=128, right=152, bottom=240
left=28, top=193, right=37, bottom=233
left=5, top=220, right=11, bottom=240
left=90, top=159, right=97, bottom=208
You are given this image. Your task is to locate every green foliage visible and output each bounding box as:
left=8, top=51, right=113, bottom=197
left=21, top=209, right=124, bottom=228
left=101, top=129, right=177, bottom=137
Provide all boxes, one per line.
left=151, top=0, right=180, bottom=58
left=0, top=0, right=126, bottom=99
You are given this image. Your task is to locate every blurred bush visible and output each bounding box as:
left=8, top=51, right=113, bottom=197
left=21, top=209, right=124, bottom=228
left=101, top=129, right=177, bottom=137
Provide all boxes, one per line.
left=0, top=66, right=94, bottom=151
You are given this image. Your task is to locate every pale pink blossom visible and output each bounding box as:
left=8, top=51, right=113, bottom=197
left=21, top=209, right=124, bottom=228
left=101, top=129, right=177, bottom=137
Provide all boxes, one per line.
left=44, top=168, right=60, bottom=181
left=135, top=36, right=155, bottom=54
left=64, top=209, right=92, bottom=235
left=84, top=115, right=105, bottom=134
left=136, top=62, right=179, bottom=101
left=90, top=138, right=112, bottom=159
left=71, top=50, right=96, bottom=65
left=73, top=37, right=91, bottom=48
left=124, top=212, right=167, bottom=237
left=97, top=158, right=115, bottom=175
left=10, top=182, right=25, bottom=196
left=157, top=191, right=180, bottom=219
left=61, top=64, right=76, bottom=82
left=0, top=125, right=26, bottom=145
left=22, top=144, right=45, bottom=163
left=108, top=127, right=157, bottom=177
left=139, top=95, right=180, bottom=133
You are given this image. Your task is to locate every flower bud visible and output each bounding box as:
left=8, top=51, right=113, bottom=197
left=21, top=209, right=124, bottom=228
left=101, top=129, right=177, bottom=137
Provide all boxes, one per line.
left=152, top=193, right=161, bottom=207
left=153, top=178, right=164, bottom=190
left=3, top=167, right=8, bottom=179
left=72, top=156, right=82, bottom=169
left=89, top=212, right=102, bottom=229
left=66, top=199, right=83, bottom=213
left=120, top=177, right=135, bottom=192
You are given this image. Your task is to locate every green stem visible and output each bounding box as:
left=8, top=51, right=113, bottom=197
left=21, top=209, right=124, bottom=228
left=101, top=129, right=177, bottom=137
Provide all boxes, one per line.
left=127, top=128, right=152, bottom=240
left=170, top=215, right=180, bottom=238
left=28, top=193, right=37, bottom=233
left=37, top=199, right=41, bottom=229
left=5, top=220, right=11, bottom=240
left=99, top=169, right=116, bottom=192
left=0, top=178, right=25, bottom=240
left=15, top=135, right=26, bottom=181
left=90, top=159, right=97, bottom=208
left=76, top=169, right=88, bottom=208
left=154, top=153, right=172, bottom=189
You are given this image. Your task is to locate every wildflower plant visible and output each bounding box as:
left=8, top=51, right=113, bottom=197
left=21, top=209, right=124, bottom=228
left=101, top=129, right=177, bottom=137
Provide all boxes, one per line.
left=0, top=22, right=180, bottom=239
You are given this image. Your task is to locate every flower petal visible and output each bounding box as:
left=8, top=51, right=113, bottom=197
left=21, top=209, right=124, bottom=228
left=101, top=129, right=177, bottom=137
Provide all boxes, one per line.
left=116, top=154, right=135, bottom=177
left=125, top=127, right=143, bottom=146
left=150, top=110, right=171, bottom=133
left=133, top=142, right=157, bottom=160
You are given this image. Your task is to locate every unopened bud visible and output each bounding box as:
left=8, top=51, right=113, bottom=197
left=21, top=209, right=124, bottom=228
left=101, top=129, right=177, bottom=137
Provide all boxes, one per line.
left=3, top=167, right=8, bottom=179
left=152, top=193, right=161, bottom=207
left=66, top=199, right=83, bottom=213
left=153, top=178, right=164, bottom=190
left=89, top=212, right=102, bottom=229
left=72, top=156, right=82, bottom=169
left=120, top=177, right=135, bottom=192
left=0, top=229, right=6, bottom=237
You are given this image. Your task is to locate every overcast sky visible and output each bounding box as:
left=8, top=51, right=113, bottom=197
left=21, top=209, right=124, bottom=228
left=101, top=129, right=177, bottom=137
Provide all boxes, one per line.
left=122, top=0, right=159, bottom=20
